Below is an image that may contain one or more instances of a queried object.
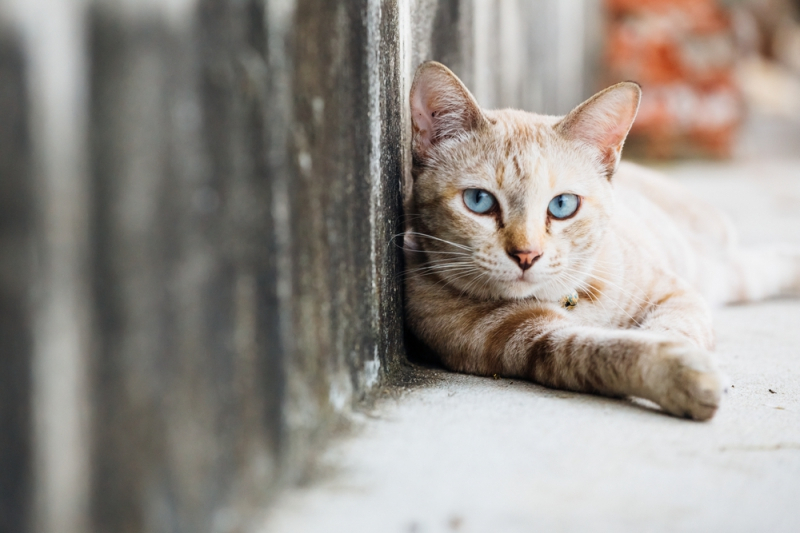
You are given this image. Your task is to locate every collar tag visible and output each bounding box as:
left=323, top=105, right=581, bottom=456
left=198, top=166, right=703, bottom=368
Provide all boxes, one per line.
left=561, top=291, right=579, bottom=310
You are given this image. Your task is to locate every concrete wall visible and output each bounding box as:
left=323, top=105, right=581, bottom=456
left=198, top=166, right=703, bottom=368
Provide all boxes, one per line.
left=0, top=1, right=598, bottom=532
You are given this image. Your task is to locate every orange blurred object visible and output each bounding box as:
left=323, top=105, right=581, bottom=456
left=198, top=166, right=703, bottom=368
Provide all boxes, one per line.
left=605, top=0, right=744, bottom=158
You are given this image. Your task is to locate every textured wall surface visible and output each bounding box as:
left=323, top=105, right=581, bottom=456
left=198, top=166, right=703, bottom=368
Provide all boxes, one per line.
left=0, top=1, right=597, bottom=531
left=0, top=27, right=32, bottom=533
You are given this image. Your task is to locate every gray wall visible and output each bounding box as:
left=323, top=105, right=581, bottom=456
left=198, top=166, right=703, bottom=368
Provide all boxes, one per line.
left=0, top=1, right=598, bottom=532
left=472, top=0, right=603, bottom=114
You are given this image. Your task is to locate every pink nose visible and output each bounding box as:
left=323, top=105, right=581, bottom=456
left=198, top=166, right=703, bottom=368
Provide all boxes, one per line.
left=508, top=249, right=542, bottom=271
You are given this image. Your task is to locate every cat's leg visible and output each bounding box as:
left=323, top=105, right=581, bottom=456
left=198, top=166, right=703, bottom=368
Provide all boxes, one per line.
left=453, top=300, right=722, bottom=420
left=512, top=323, right=721, bottom=421
left=630, top=283, right=722, bottom=419
left=408, top=281, right=721, bottom=420
left=528, top=272, right=721, bottom=420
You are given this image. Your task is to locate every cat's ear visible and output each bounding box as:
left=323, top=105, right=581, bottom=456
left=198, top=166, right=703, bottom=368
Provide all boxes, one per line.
left=556, top=82, right=641, bottom=177
left=410, top=61, right=487, bottom=160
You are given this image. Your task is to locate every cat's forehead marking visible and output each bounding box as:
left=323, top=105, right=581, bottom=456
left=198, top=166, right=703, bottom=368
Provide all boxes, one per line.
left=495, top=116, right=557, bottom=188
left=504, top=136, right=515, bottom=158
left=495, top=162, right=505, bottom=188
left=491, top=139, right=527, bottom=187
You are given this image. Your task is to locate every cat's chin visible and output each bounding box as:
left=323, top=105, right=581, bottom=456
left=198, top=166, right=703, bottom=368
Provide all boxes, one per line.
left=478, top=278, right=565, bottom=302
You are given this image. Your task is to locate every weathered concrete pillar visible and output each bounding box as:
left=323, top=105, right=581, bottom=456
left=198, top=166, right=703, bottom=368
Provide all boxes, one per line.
left=87, top=0, right=407, bottom=529
left=0, top=25, right=33, bottom=533
left=1, top=1, right=92, bottom=532
left=88, top=1, right=288, bottom=530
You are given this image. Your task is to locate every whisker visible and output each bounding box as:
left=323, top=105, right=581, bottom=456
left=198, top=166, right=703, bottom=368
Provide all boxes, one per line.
left=560, top=270, right=644, bottom=328
left=397, top=264, right=476, bottom=280
left=571, top=266, right=658, bottom=309
left=473, top=273, right=493, bottom=300
left=404, top=256, right=473, bottom=268
left=560, top=273, right=632, bottom=326
left=560, top=260, right=652, bottom=306
left=456, top=270, right=486, bottom=300
left=402, top=264, right=475, bottom=277
left=400, top=231, right=473, bottom=252
left=402, top=249, right=471, bottom=256
left=431, top=269, right=482, bottom=293
left=554, top=272, right=615, bottom=323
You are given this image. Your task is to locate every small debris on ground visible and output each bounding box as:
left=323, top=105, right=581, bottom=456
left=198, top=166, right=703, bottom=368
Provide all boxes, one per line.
left=448, top=515, right=463, bottom=530
left=769, top=389, right=777, bottom=394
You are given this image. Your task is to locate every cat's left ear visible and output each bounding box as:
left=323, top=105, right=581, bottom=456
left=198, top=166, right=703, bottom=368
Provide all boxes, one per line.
left=556, top=82, right=641, bottom=177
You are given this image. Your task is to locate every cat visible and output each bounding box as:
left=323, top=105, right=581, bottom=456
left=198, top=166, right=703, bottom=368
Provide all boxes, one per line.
left=403, top=61, right=800, bottom=420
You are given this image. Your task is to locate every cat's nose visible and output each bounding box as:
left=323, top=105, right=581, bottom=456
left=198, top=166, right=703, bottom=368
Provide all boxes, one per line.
left=508, top=249, right=542, bottom=271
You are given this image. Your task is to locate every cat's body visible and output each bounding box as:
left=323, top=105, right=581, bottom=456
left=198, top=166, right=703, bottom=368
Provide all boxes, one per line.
left=404, top=62, right=800, bottom=420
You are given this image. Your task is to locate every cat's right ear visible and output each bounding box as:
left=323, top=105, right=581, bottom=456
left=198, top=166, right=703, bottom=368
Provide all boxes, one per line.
left=410, top=61, right=486, bottom=161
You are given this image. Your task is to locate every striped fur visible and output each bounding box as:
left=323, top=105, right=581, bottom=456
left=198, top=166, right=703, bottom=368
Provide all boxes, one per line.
left=404, top=62, right=800, bottom=420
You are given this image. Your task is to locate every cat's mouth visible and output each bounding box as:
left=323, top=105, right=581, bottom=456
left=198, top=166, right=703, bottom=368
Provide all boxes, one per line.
left=514, top=266, right=542, bottom=284
left=494, top=273, right=546, bottom=296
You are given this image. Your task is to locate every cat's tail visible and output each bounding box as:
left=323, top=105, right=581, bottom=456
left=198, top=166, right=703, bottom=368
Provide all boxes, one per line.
left=720, top=245, right=800, bottom=304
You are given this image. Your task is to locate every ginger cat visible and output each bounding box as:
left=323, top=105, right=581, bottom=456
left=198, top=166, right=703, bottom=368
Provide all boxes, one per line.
left=403, top=61, right=800, bottom=420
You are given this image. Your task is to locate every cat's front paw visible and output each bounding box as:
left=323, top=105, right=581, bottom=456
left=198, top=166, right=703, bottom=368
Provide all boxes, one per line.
left=642, top=341, right=722, bottom=421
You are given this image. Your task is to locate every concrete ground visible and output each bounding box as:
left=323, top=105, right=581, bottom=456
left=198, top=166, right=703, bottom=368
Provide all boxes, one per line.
left=260, top=158, right=800, bottom=533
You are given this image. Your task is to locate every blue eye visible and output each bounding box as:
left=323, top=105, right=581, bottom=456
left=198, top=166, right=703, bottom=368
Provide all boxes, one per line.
left=463, top=188, right=497, bottom=214
left=548, top=194, right=580, bottom=219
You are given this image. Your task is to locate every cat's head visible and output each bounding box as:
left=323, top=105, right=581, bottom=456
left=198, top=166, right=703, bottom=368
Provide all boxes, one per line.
left=406, top=61, right=640, bottom=301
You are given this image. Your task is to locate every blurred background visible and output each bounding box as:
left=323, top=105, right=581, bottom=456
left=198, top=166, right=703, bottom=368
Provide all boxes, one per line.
left=470, top=0, right=800, bottom=159
left=1, top=1, right=798, bottom=533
